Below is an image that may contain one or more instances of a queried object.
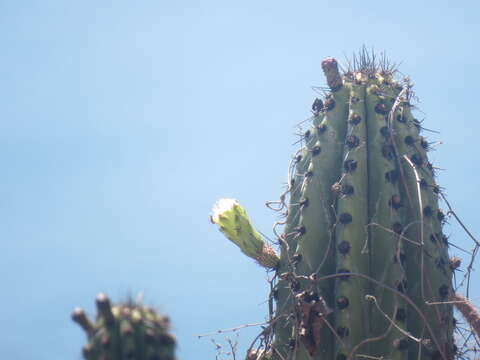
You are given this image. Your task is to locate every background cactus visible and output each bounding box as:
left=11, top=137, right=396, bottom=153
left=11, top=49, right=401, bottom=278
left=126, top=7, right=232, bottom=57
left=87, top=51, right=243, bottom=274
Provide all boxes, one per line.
left=72, top=293, right=176, bottom=360
left=213, top=51, right=457, bottom=360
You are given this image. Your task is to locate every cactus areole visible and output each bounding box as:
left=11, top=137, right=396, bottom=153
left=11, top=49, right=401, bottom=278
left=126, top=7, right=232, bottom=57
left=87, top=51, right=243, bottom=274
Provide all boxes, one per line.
left=212, top=52, right=455, bottom=360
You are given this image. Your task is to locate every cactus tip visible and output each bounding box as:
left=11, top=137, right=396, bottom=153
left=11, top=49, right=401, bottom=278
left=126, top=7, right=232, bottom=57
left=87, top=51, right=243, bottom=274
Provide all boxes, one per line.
left=321, top=57, right=343, bottom=91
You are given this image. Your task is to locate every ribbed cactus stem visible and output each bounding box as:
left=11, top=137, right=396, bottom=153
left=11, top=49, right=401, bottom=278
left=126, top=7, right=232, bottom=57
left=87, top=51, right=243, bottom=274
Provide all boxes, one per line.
left=391, top=92, right=453, bottom=360
left=212, top=50, right=457, bottom=360
left=365, top=78, right=408, bottom=360
left=73, top=293, right=176, bottom=360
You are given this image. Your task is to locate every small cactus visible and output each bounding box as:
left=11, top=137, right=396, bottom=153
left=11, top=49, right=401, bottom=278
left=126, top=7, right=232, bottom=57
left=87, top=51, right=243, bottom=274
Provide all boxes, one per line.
left=72, top=293, right=176, bottom=360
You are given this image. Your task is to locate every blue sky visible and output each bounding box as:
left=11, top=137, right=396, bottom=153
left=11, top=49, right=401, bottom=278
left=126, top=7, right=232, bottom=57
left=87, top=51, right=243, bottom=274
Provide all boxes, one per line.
left=2, top=1, right=480, bottom=359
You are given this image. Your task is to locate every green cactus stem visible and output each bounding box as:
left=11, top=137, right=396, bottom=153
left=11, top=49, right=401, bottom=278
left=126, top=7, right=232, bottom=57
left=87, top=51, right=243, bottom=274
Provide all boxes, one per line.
left=72, top=293, right=176, bottom=360
left=212, top=49, right=456, bottom=360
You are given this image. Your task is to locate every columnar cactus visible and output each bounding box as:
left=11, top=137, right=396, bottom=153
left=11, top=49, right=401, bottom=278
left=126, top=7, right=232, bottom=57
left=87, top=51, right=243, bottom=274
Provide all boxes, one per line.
left=212, top=51, right=455, bottom=360
left=72, top=293, right=176, bottom=360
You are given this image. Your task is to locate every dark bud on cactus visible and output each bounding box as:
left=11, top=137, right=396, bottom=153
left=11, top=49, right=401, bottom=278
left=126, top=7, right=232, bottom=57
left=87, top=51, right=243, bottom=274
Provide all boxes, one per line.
left=439, top=285, right=450, bottom=298
left=392, top=222, right=403, bottom=234
left=410, top=153, right=423, bottom=166
left=379, top=126, right=390, bottom=138
left=339, top=213, right=353, bottom=224
left=340, top=184, right=354, bottom=196
left=337, top=240, right=351, bottom=255
left=346, top=135, right=360, bottom=149
left=317, top=123, right=327, bottom=134
left=336, top=327, right=349, bottom=338
left=420, top=137, right=430, bottom=150
left=381, top=144, right=395, bottom=160
left=311, top=145, right=322, bottom=156
left=312, top=98, right=323, bottom=114
left=336, top=296, right=349, bottom=309
left=388, top=194, right=402, bottom=209
left=324, top=96, right=336, bottom=111
left=299, top=197, right=309, bottom=208
left=374, top=102, right=388, bottom=115
left=385, top=169, right=398, bottom=183
left=404, top=135, right=415, bottom=146
left=295, top=225, right=306, bottom=236
left=349, top=113, right=362, bottom=125
left=423, top=206, right=433, bottom=217
left=72, top=293, right=176, bottom=360
left=337, top=268, right=351, bottom=280
left=344, top=159, right=357, bottom=172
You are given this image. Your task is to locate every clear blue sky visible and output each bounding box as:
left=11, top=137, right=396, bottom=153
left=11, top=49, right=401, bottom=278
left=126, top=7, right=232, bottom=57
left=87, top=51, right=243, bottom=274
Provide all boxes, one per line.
left=2, top=1, right=480, bottom=359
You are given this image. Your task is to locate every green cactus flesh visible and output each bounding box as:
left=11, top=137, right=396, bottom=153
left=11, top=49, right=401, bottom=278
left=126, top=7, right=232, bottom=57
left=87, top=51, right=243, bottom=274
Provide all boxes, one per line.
left=270, top=56, right=454, bottom=360
left=212, top=52, right=455, bottom=360
left=72, top=293, right=176, bottom=360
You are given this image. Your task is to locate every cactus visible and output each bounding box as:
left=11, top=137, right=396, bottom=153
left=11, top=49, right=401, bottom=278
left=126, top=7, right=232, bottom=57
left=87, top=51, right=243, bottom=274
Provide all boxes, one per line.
left=212, top=50, right=456, bottom=360
left=72, top=293, right=176, bottom=360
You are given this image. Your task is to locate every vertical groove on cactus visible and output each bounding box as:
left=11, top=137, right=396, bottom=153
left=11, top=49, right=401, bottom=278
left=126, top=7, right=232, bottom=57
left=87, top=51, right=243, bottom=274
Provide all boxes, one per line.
left=333, top=80, right=370, bottom=358
left=365, top=78, right=408, bottom=360
left=72, top=293, right=176, bottom=360
left=273, top=58, right=351, bottom=360
left=393, top=98, right=454, bottom=360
